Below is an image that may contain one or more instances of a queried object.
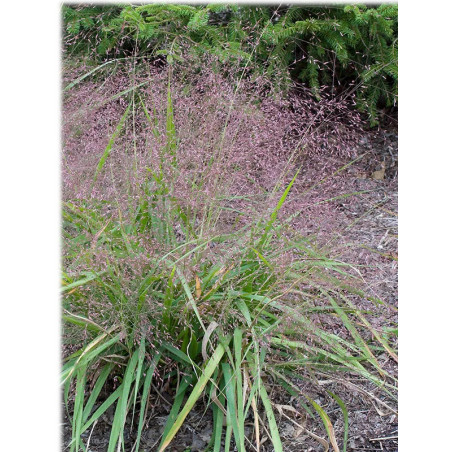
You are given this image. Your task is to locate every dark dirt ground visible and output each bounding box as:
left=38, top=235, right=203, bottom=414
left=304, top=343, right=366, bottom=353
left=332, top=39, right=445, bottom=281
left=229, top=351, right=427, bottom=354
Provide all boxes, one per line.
left=62, top=126, right=398, bottom=452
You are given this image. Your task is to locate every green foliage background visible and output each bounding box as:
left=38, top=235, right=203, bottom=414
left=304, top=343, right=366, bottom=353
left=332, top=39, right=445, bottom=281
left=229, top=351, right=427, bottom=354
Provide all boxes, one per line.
left=63, top=3, right=397, bottom=125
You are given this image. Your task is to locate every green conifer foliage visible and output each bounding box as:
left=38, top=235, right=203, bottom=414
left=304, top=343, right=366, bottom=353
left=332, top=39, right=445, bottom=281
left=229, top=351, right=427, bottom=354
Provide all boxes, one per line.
left=63, top=4, right=397, bottom=124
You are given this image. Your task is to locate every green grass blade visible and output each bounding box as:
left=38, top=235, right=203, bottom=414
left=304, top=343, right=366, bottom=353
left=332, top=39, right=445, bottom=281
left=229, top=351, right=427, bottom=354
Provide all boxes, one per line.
left=222, top=363, right=243, bottom=451
left=176, top=267, right=207, bottom=333
left=161, top=341, right=193, bottom=366
left=78, top=335, right=122, bottom=371
left=108, top=349, right=139, bottom=452
left=320, top=289, right=384, bottom=376
left=339, top=293, right=398, bottom=362
left=224, top=372, right=234, bottom=452
left=159, top=375, right=193, bottom=448
left=257, top=168, right=300, bottom=249
left=224, top=423, right=233, bottom=452
left=81, top=384, right=123, bottom=433
left=82, top=363, right=115, bottom=424
left=62, top=271, right=105, bottom=293
left=250, top=247, right=273, bottom=269
left=132, top=336, right=147, bottom=416
left=62, top=312, right=106, bottom=333
left=72, top=363, right=87, bottom=452
left=270, top=336, right=383, bottom=386
left=62, top=330, right=120, bottom=385
left=63, top=60, right=115, bottom=92
left=63, top=376, right=72, bottom=419
left=135, top=352, right=161, bottom=452
left=243, top=374, right=260, bottom=419
left=165, top=72, right=177, bottom=165
left=98, top=81, right=149, bottom=107
left=162, top=266, right=176, bottom=328
left=233, top=329, right=246, bottom=451
left=212, top=387, right=225, bottom=452
left=306, top=395, right=340, bottom=452
left=258, top=377, right=283, bottom=452
left=139, top=93, right=160, bottom=138
left=235, top=298, right=252, bottom=326
left=93, top=102, right=131, bottom=184
left=328, top=391, right=349, bottom=452
left=158, top=342, right=227, bottom=451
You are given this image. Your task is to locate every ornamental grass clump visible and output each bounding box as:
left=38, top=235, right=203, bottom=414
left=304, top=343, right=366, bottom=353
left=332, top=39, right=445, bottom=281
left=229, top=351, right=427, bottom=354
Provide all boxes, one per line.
left=62, top=56, right=396, bottom=452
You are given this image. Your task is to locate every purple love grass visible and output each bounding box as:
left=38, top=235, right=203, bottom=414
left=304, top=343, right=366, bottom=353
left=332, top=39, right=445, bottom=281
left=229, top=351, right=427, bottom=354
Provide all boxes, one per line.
left=62, top=56, right=364, bottom=240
